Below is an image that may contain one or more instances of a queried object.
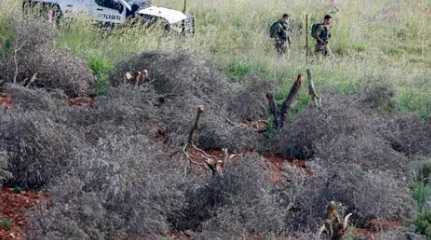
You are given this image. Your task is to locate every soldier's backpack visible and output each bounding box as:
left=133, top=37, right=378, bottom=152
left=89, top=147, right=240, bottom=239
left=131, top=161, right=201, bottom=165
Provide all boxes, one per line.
left=311, top=23, right=321, bottom=39
left=269, top=21, right=280, bottom=38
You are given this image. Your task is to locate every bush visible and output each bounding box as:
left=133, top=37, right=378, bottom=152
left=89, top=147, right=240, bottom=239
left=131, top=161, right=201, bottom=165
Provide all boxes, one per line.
left=283, top=163, right=415, bottom=230
left=27, top=134, right=190, bottom=240
left=416, top=212, right=431, bottom=239
left=412, top=182, right=431, bottom=212
left=0, top=18, right=95, bottom=97
left=0, top=50, right=426, bottom=239
left=184, top=153, right=287, bottom=239
left=0, top=110, right=77, bottom=189
left=87, top=54, right=112, bottom=96
left=226, top=75, right=273, bottom=122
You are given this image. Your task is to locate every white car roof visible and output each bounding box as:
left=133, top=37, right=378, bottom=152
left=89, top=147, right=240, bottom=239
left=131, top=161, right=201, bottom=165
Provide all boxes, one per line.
left=138, top=6, right=187, bottom=24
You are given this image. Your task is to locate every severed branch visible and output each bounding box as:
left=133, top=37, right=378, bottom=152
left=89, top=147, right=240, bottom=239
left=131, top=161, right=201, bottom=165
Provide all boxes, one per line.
left=23, top=73, right=38, bottom=87
left=266, top=93, right=280, bottom=129
left=266, top=74, right=304, bottom=130
left=184, top=105, right=205, bottom=176
left=278, top=74, right=304, bottom=128
left=12, top=41, right=27, bottom=85
left=187, top=105, right=204, bottom=145
left=306, top=69, right=320, bottom=107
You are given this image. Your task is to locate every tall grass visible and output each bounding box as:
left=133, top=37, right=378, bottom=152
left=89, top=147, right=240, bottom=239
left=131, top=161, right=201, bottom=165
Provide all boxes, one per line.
left=1, top=0, right=430, bottom=117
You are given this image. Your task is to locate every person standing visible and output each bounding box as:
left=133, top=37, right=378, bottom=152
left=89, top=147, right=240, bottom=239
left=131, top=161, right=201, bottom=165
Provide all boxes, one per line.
left=311, top=14, right=333, bottom=56
left=270, top=13, right=291, bottom=55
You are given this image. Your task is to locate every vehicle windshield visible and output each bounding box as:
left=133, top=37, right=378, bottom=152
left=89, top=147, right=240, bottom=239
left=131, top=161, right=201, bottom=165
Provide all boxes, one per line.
left=95, top=0, right=124, bottom=12
left=125, top=0, right=151, bottom=8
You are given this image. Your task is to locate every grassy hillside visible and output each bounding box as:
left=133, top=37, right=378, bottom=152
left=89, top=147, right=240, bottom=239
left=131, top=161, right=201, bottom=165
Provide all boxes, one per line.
left=2, top=1, right=431, bottom=239
left=2, top=0, right=429, bottom=117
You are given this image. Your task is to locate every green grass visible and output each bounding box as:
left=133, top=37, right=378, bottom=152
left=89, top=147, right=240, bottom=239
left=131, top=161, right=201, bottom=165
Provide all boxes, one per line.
left=0, top=218, right=12, bottom=231
left=411, top=159, right=431, bottom=239
left=86, top=53, right=113, bottom=95
left=0, top=15, right=14, bottom=57
left=413, top=182, right=431, bottom=212
left=1, top=0, right=430, bottom=117
left=416, top=211, right=431, bottom=239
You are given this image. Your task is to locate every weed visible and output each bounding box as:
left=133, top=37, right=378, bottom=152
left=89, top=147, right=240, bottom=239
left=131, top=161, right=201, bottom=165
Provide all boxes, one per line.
left=412, top=182, right=431, bottom=212
left=12, top=186, right=23, bottom=193
left=0, top=218, right=12, bottom=231
left=86, top=53, right=113, bottom=95
left=415, top=211, right=431, bottom=239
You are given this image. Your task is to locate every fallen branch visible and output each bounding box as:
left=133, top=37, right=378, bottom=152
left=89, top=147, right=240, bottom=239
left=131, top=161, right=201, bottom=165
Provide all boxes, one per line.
left=306, top=69, right=320, bottom=107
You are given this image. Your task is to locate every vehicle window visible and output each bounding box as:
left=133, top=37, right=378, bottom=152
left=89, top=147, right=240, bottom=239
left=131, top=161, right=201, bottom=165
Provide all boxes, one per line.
left=95, top=0, right=124, bottom=12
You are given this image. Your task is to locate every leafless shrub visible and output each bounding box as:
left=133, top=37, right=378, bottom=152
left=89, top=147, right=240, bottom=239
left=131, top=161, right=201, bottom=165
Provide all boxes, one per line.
left=187, top=153, right=287, bottom=238
left=382, top=113, right=431, bottom=156
left=226, top=75, right=273, bottom=122
left=315, top=133, right=409, bottom=175
left=25, top=47, right=96, bottom=97
left=0, top=18, right=95, bottom=97
left=0, top=110, right=77, bottom=188
left=0, top=51, right=424, bottom=239
left=0, top=17, right=55, bottom=82
left=360, top=75, right=396, bottom=111
left=109, top=52, right=260, bottom=150
left=0, top=151, right=12, bottom=186
left=197, top=121, right=260, bottom=151
left=110, top=51, right=230, bottom=98
left=3, top=83, right=59, bottom=111
left=28, top=134, right=191, bottom=240
left=284, top=162, right=415, bottom=231
left=375, top=230, right=426, bottom=240
left=270, top=93, right=413, bottom=176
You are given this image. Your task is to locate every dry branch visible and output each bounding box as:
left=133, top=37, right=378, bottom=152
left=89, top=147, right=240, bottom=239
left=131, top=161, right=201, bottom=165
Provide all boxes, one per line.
left=279, top=74, right=304, bottom=127
left=266, top=74, right=304, bottom=129
left=265, top=93, right=280, bottom=129
left=184, top=105, right=205, bottom=175
left=24, top=73, right=38, bottom=87
left=187, top=105, right=204, bottom=145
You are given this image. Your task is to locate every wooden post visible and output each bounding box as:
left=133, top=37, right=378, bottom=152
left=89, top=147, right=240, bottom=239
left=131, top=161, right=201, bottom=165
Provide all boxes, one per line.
left=305, top=14, right=309, bottom=64
left=183, top=0, right=187, bottom=13
left=306, top=69, right=320, bottom=107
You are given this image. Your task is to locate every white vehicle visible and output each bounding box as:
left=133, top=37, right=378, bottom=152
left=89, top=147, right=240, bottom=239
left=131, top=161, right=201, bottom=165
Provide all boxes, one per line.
left=22, top=0, right=194, bottom=34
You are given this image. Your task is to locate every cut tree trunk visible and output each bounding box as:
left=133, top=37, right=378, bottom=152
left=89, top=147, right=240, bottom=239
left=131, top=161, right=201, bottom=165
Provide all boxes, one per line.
left=187, top=105, right=204, bottom=145
left=266, top=74, right=304, bottom=129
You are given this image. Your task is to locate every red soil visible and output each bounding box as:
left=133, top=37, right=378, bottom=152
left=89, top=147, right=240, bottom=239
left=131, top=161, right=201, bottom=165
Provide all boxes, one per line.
left=0, top=188, right=48, bottom=240
left=66, top=97, right=96, bottom=108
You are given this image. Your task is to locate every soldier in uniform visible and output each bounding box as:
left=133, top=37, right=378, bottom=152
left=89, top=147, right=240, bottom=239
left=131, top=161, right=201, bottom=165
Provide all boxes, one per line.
left=270, top=13, right=291, bottom=55
left=312, top=14, right=333, bottom=56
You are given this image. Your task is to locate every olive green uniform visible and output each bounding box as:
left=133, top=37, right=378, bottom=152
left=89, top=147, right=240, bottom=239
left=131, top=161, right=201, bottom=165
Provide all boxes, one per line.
left=272, top=20, right=290, bottom=55
left=313, top=24, right=331, bottom=56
